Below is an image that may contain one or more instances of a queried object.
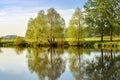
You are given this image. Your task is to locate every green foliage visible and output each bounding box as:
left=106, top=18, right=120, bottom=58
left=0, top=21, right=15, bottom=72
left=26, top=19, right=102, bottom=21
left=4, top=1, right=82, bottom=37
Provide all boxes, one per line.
left=25, top=8, right=65, bottom=45
left=84, top=0, right=120, bottom=41
left=2, top=42, right=13, bottom=47
left=14, top=36, right=25, bottom=46
left=66, top=8, right=85, bottom=45
left=26, top=10, right=48, bottom=42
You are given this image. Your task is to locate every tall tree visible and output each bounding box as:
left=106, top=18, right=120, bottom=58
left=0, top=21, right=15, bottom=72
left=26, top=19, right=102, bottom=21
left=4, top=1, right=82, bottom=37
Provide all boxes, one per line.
left=25, top=18, right=34, bottom=39
left=84, top=0, right=106, bottom=41
left=26, top=8, right=65, bottom=46
left=25, top=10, right=48, bottom=43
left=34, top=10, right=48, bottom=42
left=104, top=0, right=120, bottom=41
left=84, top=0, right=120, bottom=41
left=47, top=8, right=65, bottom=45
left=67, top=8, right=84, bottom=45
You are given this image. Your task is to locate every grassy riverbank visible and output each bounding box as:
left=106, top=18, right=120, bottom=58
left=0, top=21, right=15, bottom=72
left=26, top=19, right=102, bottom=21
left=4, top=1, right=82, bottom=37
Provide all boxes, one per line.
left=0, top=36, right=120, bottom=48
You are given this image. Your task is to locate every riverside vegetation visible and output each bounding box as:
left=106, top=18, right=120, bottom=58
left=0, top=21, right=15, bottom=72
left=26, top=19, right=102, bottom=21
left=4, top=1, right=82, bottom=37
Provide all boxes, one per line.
left=0, top=0, right=120, bottom=48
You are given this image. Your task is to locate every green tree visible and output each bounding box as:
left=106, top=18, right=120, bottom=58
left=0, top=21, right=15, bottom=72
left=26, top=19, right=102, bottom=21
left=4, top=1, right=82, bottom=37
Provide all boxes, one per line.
left=67, top=8, right=84, bottom=45
left=25, top=10, right=48, bottom=43
left=84, top=0, right=106, bottom=41
left=25, top=18, right=34, bottom=39
left=47, top=8, right=65, bottom=46
left=104, top=0, right=120, bottom=41
left=84, top=0, right=120, bottom=41
left=25, top=8, right=65, bottom=46
left=34, top=10, right=48, bottom=42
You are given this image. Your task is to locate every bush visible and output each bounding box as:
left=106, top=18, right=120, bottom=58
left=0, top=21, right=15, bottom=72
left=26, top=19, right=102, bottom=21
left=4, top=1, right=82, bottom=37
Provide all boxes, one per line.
left=14, top=36, right=26, bottom=46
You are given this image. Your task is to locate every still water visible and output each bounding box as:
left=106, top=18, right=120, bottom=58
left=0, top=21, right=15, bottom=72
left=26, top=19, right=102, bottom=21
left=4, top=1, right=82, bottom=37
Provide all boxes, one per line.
left=0, top=47, right=120, bottom=80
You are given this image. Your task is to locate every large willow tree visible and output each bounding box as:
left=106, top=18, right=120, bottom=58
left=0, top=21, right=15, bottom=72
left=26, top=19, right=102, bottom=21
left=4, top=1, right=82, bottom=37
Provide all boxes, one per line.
left=25, top=8, right=65, bottom=45
left=47, top=8, right=65, bottom=45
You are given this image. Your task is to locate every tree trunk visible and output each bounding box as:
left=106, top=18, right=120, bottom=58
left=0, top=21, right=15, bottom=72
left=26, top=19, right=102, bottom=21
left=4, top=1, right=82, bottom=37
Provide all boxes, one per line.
left=110, top=31, right=112, bottom=41
left=110, top=49, right=113, bottom=65
left=101, top=49, right=104, bottom=69
left=78, top=38, right=79, bottom=46
left=101, top=30, right=103, bottom=42
left=50, top=37, right=52, bottom=46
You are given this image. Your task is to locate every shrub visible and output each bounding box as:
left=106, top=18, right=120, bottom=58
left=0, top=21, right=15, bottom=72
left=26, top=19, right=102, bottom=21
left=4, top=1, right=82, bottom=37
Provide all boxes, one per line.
left=14, top=36, right=26, bottom=46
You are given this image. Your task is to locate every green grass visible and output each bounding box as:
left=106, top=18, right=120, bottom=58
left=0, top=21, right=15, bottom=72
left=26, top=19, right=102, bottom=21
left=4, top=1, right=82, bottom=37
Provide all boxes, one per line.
left=1, top=36, right=120, bottom=47
left=85, top=36, right=120, bottom=41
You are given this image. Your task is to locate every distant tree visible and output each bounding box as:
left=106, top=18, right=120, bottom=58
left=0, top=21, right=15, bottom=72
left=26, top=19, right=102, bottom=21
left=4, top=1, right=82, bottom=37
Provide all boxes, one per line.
left=67, top=8, right=84, bottom=45
left=14, top=36, right=25, bottom=46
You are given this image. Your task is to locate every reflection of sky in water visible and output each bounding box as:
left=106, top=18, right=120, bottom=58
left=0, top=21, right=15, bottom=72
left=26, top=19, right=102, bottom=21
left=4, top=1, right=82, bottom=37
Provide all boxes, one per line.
left=0, top=48, right=38, bottom=80
left=81, top=50, right=101, bottom=62
left=59, top=51, right=75, bottom=80
left=58, top=70, right=74, bottom=80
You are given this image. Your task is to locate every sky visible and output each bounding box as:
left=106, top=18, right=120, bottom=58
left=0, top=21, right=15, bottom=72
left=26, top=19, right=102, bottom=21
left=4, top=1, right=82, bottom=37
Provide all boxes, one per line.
left=0, top=0, right=87, bottom=37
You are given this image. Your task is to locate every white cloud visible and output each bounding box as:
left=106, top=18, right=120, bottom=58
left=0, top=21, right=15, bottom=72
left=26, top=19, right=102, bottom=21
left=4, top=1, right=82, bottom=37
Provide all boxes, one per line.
left=0, top=10, right=7, bottom=16
left=0, top=7, right=74, bottom=36
left=58, top=9, right=74, bottom=27
left=0, top=7, right=38, bottom=36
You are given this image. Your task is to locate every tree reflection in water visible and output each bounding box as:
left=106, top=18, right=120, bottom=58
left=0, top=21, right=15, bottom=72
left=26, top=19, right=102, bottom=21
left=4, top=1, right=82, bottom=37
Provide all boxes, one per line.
left=0, top=48, right=2, bottom=53
left=13, top=46, right=25, bottom=55
left=68, top=47, right=86, bottom=80
left=26, top=47, right=120, bottom=80
left=26, top=47, right=66, bottom=80
left=68, top=47, right=120, bottom=80
left=85, top=49, right=120, bottom=80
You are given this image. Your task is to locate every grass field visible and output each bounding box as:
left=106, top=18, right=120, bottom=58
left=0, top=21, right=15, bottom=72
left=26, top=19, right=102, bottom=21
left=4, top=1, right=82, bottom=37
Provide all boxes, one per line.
left=85, top=36, right=120, bottom=41
left=1, top=36, right=120, bottom=43
left=65, top=36, right=120, bottom=42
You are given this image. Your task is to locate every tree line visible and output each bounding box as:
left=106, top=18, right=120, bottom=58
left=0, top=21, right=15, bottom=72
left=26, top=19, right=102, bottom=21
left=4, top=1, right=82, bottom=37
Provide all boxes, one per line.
left=25, top=0, right=120, bottom=46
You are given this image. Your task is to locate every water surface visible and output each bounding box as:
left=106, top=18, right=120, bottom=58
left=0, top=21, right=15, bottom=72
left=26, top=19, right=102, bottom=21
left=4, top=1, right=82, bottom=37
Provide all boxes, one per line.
left=0, top=47, right=120, bottom=80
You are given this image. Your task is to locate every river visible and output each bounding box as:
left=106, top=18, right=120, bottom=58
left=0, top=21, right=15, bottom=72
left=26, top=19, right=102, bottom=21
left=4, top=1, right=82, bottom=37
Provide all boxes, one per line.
left=0, top=47, right=120, bottom=80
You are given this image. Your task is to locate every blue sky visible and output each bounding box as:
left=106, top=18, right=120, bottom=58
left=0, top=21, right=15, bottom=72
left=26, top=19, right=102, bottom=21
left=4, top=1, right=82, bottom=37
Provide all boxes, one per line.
left=0, top=0, right=87, bottom=36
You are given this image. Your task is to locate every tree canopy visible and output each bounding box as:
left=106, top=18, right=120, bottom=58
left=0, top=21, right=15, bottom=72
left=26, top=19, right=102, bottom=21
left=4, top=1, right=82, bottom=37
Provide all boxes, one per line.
left=67, top=8, right=84, bottom=45
left=84, top=0, right=120, bottom=41
left=25, top=8, right=65, bottom=45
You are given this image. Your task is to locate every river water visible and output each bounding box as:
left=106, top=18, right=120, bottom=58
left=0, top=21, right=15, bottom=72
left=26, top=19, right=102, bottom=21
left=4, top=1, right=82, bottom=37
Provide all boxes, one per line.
left=0, top=47, right=120, bottom=80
